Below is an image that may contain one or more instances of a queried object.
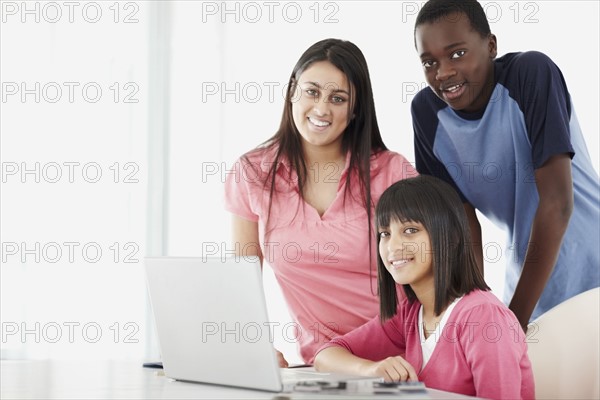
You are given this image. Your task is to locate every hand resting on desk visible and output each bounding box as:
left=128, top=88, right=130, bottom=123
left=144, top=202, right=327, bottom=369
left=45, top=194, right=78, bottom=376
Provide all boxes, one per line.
left=314, top=347, right=418, bottom=383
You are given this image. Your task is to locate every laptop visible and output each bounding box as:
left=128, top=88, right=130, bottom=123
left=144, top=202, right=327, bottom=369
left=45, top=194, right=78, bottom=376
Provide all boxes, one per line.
left=144, top=256, right=388, bottom=393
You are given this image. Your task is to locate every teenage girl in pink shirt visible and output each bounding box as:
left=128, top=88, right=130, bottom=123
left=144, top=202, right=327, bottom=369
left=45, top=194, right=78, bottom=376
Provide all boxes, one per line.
left=314, top=175, right=535, bottom=399
left=224, top=39, right=417, bottom=366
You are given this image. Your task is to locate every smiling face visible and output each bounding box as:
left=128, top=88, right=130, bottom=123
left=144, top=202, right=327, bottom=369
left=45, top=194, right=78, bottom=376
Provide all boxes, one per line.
left=291, top=61, right=352, bottom=151
left=378, top=219, right=434, bottom=293
left=415, top=11, right=497, bottom=113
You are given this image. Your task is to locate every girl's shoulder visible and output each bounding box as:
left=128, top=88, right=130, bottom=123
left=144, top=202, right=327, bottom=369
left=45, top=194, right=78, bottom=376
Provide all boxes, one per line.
left=370, top=149, right=418, bottom=180
left=456, top=290, right=504, bottom=309
left=452, top=290, right=518, bottom=322
left=240, top=145, right=278, bottom=165
left=234, top=145, right=289, bottom=178
left=370, top=149, right=410, bottom=164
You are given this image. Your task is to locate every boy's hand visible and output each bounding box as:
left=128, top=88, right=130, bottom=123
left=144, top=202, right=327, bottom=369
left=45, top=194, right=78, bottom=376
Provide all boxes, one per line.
left=362, top=356, right=418, bottom=382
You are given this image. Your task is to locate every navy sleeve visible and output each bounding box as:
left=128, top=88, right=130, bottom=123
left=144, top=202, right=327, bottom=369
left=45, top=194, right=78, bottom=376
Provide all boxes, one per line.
left=506, top=51, right=575, bottom=168
left=411, top=90, right=469, bottom=202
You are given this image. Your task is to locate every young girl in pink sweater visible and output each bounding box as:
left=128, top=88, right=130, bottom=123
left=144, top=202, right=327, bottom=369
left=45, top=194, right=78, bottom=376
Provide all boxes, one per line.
left=314, top=175, right=535, bottom=399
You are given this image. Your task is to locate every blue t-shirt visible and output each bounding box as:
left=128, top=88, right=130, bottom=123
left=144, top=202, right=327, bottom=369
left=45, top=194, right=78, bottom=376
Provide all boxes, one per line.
left=412, top=51, right=600, bottom=320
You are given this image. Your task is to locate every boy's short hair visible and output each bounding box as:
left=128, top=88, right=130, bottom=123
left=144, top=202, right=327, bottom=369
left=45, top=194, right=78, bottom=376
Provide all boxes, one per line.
left=414, top=0, right=491, bottom=41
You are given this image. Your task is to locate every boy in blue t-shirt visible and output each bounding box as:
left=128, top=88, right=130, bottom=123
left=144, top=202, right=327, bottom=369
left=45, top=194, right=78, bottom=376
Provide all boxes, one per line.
left=411, top=0, right=599, bottom=330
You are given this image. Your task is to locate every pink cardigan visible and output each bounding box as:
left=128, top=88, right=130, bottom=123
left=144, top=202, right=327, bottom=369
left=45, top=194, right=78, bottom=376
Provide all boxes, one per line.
left=318, top=290, right=535, bottom=399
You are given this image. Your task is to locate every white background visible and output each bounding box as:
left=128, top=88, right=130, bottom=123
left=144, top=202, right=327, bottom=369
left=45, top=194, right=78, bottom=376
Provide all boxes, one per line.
left=1, top=1, right=598, bottom=364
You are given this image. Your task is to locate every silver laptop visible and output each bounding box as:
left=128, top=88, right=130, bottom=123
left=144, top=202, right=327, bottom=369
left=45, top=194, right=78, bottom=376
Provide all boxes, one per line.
left=144, top=256, right=384, bottom=393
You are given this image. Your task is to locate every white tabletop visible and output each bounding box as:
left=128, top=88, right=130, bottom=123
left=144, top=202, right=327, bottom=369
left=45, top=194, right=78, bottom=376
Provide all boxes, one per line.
left=1, top=360, right=476, bottom=399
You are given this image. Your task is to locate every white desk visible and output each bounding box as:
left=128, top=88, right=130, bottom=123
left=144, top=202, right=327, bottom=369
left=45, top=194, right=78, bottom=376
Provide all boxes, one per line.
left=1, top=360, right=475, bottom=399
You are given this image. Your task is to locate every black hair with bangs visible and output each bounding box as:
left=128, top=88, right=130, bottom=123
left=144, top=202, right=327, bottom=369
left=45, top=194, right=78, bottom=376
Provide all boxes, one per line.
left=376, top=175, right=489, bottom=320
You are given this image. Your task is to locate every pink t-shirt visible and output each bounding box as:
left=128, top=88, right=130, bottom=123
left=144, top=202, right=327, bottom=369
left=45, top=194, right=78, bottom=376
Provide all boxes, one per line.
left=224, top=147, right=417, bottom=362
left=319, top=290, right=535, bottom=400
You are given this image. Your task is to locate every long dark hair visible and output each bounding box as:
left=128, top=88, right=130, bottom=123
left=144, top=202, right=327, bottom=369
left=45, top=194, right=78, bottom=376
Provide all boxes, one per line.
left=245, top=38, right=387, bottom=254
left=376, top=175, right=489, bottom=320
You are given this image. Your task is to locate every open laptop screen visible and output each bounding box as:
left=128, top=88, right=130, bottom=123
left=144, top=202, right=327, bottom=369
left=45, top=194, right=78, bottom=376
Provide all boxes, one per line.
left=145, top=256, right=284, bottom=392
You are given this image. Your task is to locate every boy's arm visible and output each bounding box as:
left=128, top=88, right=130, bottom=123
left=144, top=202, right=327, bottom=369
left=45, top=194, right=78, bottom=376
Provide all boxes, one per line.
left=508, top=154, right=573, bottom=330
left=463, top=203, right=483, bottom=276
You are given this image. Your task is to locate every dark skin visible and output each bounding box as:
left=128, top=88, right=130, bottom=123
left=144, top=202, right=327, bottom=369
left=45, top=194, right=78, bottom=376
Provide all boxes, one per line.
left=415, top=12, right=574, bottom=331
